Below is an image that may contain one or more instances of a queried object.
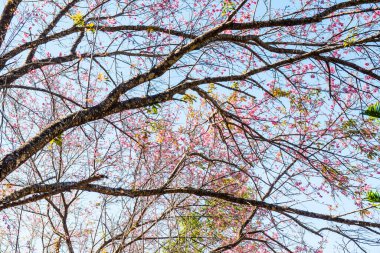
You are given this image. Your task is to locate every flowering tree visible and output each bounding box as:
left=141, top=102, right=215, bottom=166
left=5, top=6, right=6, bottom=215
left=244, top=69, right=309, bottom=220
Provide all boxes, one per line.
left=1, top=0, right=380, bottom=252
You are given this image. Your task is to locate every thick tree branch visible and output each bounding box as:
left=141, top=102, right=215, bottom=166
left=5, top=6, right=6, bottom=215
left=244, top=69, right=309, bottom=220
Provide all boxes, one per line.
left=231, top=0, right=380, bottom=30
left=0, top=0, right=22, bottom=47
left=2, top=182, right=380, bottom=229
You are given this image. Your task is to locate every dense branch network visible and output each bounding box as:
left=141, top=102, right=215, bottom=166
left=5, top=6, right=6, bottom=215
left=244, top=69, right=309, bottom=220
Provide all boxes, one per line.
left=0, top=0, right=380, bottom=252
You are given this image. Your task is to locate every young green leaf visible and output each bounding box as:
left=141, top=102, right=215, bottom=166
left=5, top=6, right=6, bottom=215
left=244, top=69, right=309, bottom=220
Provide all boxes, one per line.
left=49, top=134, right=63, bottom=147
left=147, top=104, right=160, bottom=114
left=182, top=94, right=197, bottom=104
left=366, top=190, right=380, bottom=203
left=363, top=102, right=380, bottom=118
left=221, top=0, right=236, bottom=16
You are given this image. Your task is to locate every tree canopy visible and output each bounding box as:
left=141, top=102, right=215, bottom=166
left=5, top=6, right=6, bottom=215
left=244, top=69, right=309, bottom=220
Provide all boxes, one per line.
left=1, top=0, right=380, bottom=252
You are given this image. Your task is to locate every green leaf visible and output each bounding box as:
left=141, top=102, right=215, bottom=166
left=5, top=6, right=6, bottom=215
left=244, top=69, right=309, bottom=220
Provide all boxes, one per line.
left=50, top=134, right=63, bottom=147
left=182, top=94, right=197, bottom=104
left=70, top=12, right=85, bottom=27
left=162, top=212, right=205, bottom=253
left=208, top=83, right=216, bottom=93
left=363, top=102, right=380, bottom=118
left=342, top=119, right=357, bottom=130
left=146, top=104, right=160, bottom=114
left=86, top=23, right=96, bottom=33
left=148, top=121, right=164, bottom=132
left=231, top=81, right=239, bottom=89
left=70, top=12, right=95, bottom=33
left=366, top=190, right=380, bottom=203
left=271, top=87, right=291, bottom=98
left=343, top=30, right=357, bottom=47
left=221, top=1, right=236, bottom=16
